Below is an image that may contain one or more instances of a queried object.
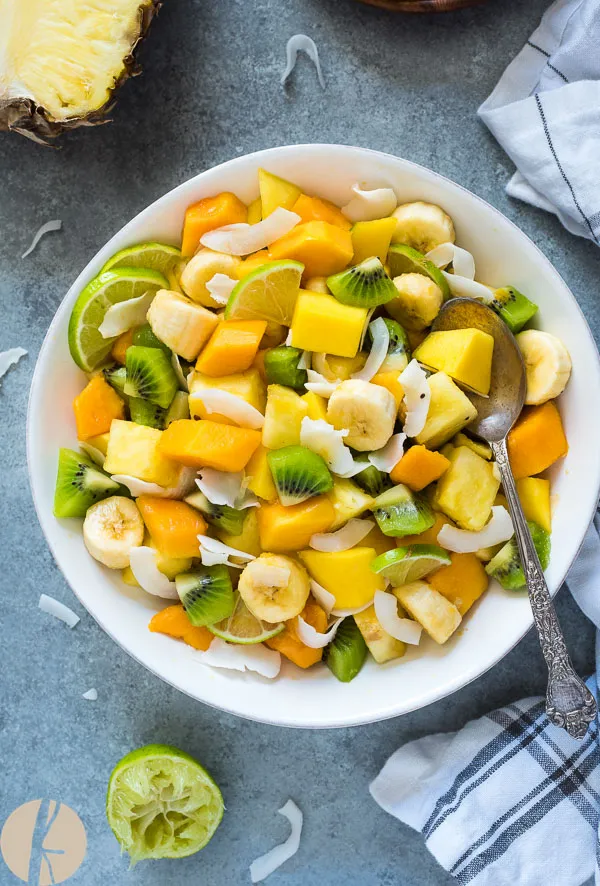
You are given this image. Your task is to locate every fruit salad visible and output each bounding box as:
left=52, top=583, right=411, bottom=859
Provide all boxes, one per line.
left=55, top=168, right=572, bottom=682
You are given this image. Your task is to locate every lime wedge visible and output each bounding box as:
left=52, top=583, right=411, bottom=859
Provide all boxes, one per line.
left=225, top=260, right=303, bottom=325
left=208, top=594, right=284, bottom=644
left=68, top=267, right=168, bottom=371
left=387, top=244, right=451, bottom=299
left=106, top=744, right=223, bottom=865
left=101, top=242, right=182, bottom=275
left=371, top=544, right=451, bottom=586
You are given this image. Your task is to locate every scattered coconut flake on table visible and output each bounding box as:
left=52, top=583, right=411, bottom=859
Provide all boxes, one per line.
left=82, top=689, right=98, bottom=701
left=206, top=273, right=237, bottom=305
left=309, top=518, right=374, bottom=552
left=98, top=291, right=155, bottom=339
left=39, top=594, right=80, bottom=628
left=300, top=417, right=361, bottom=477
left=200, top=208, right=301, bottom=256
left=442, top=272, right=494, bottom=304
left=0, top=347, right=27, bottom=385
left=352, top=317, right=389, bottom=382
left=171, top=353, right=189, bottom=391
left=250, top=799, right=303, bottom=883
left=189, top=388, right=264, bottom=429
left=399, top=360, right=430, bottom=437
left=79, top=442, right=106, bottom=467
left=112, top=469, right=196, bottom=500
left=129, top=547, right=179, bottom=599
left=304, top=369, right=341, bottom=398
left=196, top=469, right=257, bottom=509
left=198, top=638, right=281, bottom=679
left=342, top=185, right=398, bottom=223
left=309, top=580, right=335, bottom=614
left=198, top=535, right=255, bottom=568
left=297, top=615, right=343, bottom=649
left=426, top=243, right=475, bottom=280
left=368, top=433, right=406, bottom=473
left=374, top=590, right=423, bottom=645
left=438, top=506, right=514, bottom=553
left=281, top=34, right=325, bottom=89
left=21, top=219, right=62, bottom=259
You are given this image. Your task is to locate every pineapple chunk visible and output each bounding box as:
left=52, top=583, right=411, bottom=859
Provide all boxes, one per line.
left=416, top=372, right=478, bottom=449
left=354, top=604, right=406, bottom=663
left=290, top=292, right=368, bottom=358
left=189, top=368, right=266, bottom=420
left=258, top=168, right=302, bottom=217
left=245, top=445, right=278, bottom=501
left=302, top=391, right=328, bottom=421
left=217, top=509, right=262, bottom=557
left=299, top=548, right=384, bottom=610
left=516, top=477, right=551, bottom=532
left=434, top=445, right=501, bottom=531
left=414, top=329, right=494, bottom=396
left=262, top=384, right=309, bottom=449
left=85, top=432, right=110, bottom=456
left=453, top=433, right=492, bottom=460
left=326, top=478, right=375, bottom=530
left=104, top=420, right=181, bottom=487
left=393, top=581, right=461, bottom=645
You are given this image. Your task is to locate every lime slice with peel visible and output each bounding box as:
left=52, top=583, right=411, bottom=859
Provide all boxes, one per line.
left=106, top=744, right=223, bottom=865
left=101, top=242, right=182, bottom=276
left=371, top=544, right=451, bottom=586
left=68, top=267, right=168, bottom=371
left=208, top=594, right=284, bottom=644
left=225, top=260, right=304, bottom=325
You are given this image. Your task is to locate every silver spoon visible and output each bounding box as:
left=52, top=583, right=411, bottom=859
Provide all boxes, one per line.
left=432, top=297, right=596, bottom=739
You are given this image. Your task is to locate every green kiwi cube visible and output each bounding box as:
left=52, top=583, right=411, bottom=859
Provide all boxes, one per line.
left=373, top=484, right=435, bottom=537
left=387, top=244, right=451, bottom=300
left=492, top=286, right=538, bottom=334
left=264, top=346, right=308, bottom=389
left=53, top=448, right=120, bottom=518
left=175, top=565, right=235, bottom=627
left=124, top=345, right=179, bottom=409
left=327, top=257, right=397, bottom=308
left=132, top=322, right=171, bottom=352
left=103, top=365, right=127, bottom=397
left=267, top=445, right=333, bottom=506
left=353, top=462, right=393, bottom=497
left=129, top=397, right=166, bottom=429
left=485, top=521, right=550, bottom=590
left=185, top=490, right=247, bottom=536
left=165, top=391, right=190, bottom=426
left=377, top=317, right=411, bottom=372
left=324, top=617, right=368, bottom=683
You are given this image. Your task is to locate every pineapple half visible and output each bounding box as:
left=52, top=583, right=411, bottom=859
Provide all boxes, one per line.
left=0, top=0, right=162, bottom=143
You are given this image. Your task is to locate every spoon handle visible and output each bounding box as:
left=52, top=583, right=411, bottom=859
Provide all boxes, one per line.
left=491, top=438, right=596, bottom=739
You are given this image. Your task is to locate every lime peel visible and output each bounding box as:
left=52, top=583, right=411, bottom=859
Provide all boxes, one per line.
left=225, top=260, right=304, bottom=325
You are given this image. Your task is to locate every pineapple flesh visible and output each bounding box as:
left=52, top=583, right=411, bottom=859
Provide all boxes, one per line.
left=434, top=445, right=501, bottom=531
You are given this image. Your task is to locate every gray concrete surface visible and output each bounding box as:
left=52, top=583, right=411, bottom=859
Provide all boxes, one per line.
left=1, top=0, right=599, bottom=883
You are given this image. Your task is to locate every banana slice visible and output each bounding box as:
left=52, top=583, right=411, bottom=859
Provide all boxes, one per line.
left=238, top=554, right=310, bottom=622
left=83, top=496, right=144, bottom=569
left=391, top=202, right=455, bottom=253
left=147, top=289, right=218, bottom=361
left=180, top=248, right=242, bottom=307
left=327, top=379, right=396, bottom=451
left=387, top=273, right=443, bottom=331
left=516, top=329, right=572, bottom=405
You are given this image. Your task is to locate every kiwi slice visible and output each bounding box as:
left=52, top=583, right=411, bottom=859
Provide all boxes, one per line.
left=387, top=244, right=451, bottom=299
left=53, top=448, right=120, bottom=518
left=324, top=617, right=368, bottom=683
left=175, top=564, right=235, bottom=627
left=165, top=391, right=190, bottom=426
left=373, top=484, right=435, bottom=537
left=264, top=346, right=307, bottom=389
left=267, top=445, right=333, bottom=506
left=353, top=461, right=393, bottom=497
left=492, top=286, right=538, bottom=334
left=129, top=397, right=166, bottom=429
left=124, top=345, right=179, bottom=409
left=377, top=318, right=411, bottom=372
left=485, top=521, right=550, bottom=590
left=103, top=365, right=127, bottom=397
left=327, top=257, right=397, bottom=308
left=132, top=322, right=171, bottom=352
left=185, top=490, right=247, bottom=536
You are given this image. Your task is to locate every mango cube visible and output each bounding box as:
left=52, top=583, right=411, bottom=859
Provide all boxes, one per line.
left=428, top=552, right=489, bottom=615
left=262, top=384, right=309, bottom=449
left=290, top=292, right=368, bottom=358
left=516, top=477, right=551, bottom=532
left=351, top=217, right=397, bottom=264
left=393, top=581, right=461, bottom=645
left=104, top=420, right=182, bottom=487
left=434, top=445, right=501, bottom=531
left=293, top=194, right=351, bottom=231
left=416, top=372, right=478, bottom=449
left=299, top=547, right=384, bottom=610
left=414, top=329, right=495, bottom=396
left=257, top=497, right=335, bottom=552
left=189, top=368, right=266, bottom=421
left=326, top=478, right=375, bottom=530
left=269, top=221, right=354, bottom=278
left=245, top=445, right=278, bottom=501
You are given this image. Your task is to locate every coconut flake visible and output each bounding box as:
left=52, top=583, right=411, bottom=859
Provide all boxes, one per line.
left=352, top=318, right=389, bottom=382
left=304, top=369, right=341, bottom=398
left=309, top=518, right=374, bottom=552
left=251, top=562, right=291, bottom=588
left=189, top=389, right=264, bottom=429
left=98, top=291, right=155, bottom=339
left=281, top=34, right=325, bottom=89
left=300, top=417, right=361, bottom=477
left=331, top=601, right=374, bottom=618
left=0, top=347, right=27, bottom=383
left=79, top=442, right=105, bottom=467
left=374, top=590, right=423, bottom=645
left=426, top=243, right=475, bottom=280
left=442, top=272, right=494, bottom=304
left=198, top=535, right=255, bottom=568
left=39, top=594, right=80, bottom=628
left=200, top=208, right=301, bottom=256
left=129, top=547, right=179, bottom=599
left=21, top=219, right=62, bottom=259
left=82, top=689, right=98, bottom=701
left=198, top=638, right=281, bottom=679
left=438, top=505, right=514, bottom=553
left=311, top=353, right=336, bottom=381
left=196, top=470, right=245, bottom=508
left=250, top=799, right=303, bottom=883
left=399, top=360, right=430, bottom=437
left=309, top=580, right=335, bottom=614
left=297, top=615, right=343, bottom=648
left=171, top=353, right=189, bottom=392
left=206, top=273, right=237, bottom=305
left=297, top=350, right=311, bottom=371
left=342, top=184, right=398, bottom=223
left=111, top=469, right=196, bottom=500
left=368, top=433, right=406, bottom=473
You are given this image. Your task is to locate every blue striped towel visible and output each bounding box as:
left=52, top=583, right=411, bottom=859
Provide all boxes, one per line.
left=370, top=516, right=600, bottom=886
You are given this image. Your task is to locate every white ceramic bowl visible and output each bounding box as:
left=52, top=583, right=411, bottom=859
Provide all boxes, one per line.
left=28, top=145, right=600, bottom=728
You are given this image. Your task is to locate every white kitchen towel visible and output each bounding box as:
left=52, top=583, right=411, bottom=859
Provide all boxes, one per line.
left=478, top=0, right=600, bottom=245
left=370, top=513, right=600, bottom=886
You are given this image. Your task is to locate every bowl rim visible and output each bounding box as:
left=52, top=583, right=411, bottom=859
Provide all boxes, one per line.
left=27, top=143, right=600, bottom=728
